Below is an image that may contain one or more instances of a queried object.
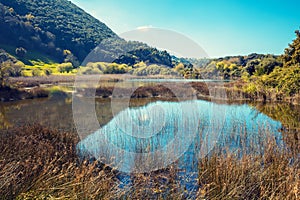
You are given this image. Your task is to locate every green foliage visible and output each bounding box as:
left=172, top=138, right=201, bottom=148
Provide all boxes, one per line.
left=245, top=59, right=260, bottom=76
left=261, top=65, right=300, bottom=95
left=243, top=82, right=258, bottom=95
left=198, top=53, right=282, bottom=80
left=0, top=61, right=11, bottom=87
left=215, top=61, right=242, bottom=79
left=43, top=68, right=51, bottom=76
left=79, top=61, right=178, bottom=76
left=8, top=61, right=23, bottom=77
left=185, top=58, right=210, bottom=68
left=31, top=68, right=42, bottom=76
left=244, top=30, right=300, bottom=97
left=79, top=62, right=132, bottom=75
left=57, top=63, right=73, bottom=73
left=253, top=56, right=282, bottom=76
left=63, top=50, right=79, bottom=68
left=133, top=61, right=147, bottom=69
left=195, top=31, right=299, bottom=98
left=0, top=0, right=117, bottom=62
left=174, top=63, right=185, bottom=75
left=21, top=61, right=77, bottom=76
left=0, top=1, right=189, bottom=73
left=282, top=30, right=300, bottom=67
left=0, top=49, right=23, bottom=86
left=0, top=43, right=59, bottom=64
left=131, top=64, right=176, bottom=76
left=114, top=47, right=174, bottom=67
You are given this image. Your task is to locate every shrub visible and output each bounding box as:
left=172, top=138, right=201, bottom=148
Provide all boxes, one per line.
left=57, top=62, right=73, bottom=73
left=31, top=68, right=42, bottom=76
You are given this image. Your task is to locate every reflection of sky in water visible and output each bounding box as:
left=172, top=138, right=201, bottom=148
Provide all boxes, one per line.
left=77, top=100, right=282, bottom=197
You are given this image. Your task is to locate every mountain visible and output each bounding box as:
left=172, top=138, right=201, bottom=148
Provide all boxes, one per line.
left=0, top=0, right=118, bottom=63
left=0, top=0, right=182, bottom=69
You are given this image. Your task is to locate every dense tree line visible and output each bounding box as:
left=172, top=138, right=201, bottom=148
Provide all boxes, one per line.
left=194, top=53, right=282, bottom=80
left=114, top=48, right=173, bottom=67
left=196, top=29, right=300, bottom=97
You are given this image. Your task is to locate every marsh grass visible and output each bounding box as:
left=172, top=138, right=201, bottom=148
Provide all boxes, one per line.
left=197, top=138, right=299, bottom=199
left=0, top=125, right=115, bottom=199
left=0, top=125, right=298, bottom=199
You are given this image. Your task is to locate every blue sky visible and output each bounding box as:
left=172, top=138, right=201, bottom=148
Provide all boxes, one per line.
left=70, top=0, right=300, bottom=58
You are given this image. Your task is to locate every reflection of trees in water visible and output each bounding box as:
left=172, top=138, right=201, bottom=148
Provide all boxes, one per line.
left=0, top=96, right=168, bottom=132
left=0, top=104, right=11, bottom=129
left=254, top=103, right=300, bottom=129
left=0, top=97, right=74, bottom=131
left=253, top=103, right=299, bottom=154
left=0, top=101, right=29, bottom=129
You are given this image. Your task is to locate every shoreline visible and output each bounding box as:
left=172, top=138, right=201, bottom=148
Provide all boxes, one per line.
left=2, top=75, right=300, bottom=105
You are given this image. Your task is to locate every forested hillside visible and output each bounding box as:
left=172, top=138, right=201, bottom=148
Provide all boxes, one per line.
left=0, top=0, right=117, bottom=63
left=0, top=0, right=181, bottom=70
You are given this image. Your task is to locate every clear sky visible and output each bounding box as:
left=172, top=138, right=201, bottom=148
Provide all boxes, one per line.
left=70, top=0, right=300, bottom=58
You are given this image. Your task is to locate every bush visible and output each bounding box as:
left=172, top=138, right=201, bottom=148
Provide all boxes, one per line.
left=31, top=68, right=42, bottom=76
left=57, top=62, right=73, bottom=73
left=80, top=62, right=131, bottom=74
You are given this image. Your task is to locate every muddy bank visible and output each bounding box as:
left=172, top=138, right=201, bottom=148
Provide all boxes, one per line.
left=82, top=81, right=298, bottom=104
left=77, top=82, right=211, bottom=99
left=4, top=75, right=300, bottom=105
left=8, top=75, right=76, bottom=88
left=0, top=86, right=49, bottom=102
left=8, top=74, right=142, bottom=88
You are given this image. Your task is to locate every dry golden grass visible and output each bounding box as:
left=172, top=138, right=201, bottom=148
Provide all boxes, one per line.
left=0, top=125, right=115, bottom=199
left=0, top=125, right=298, bottom=199
left=197, top=144, right=299, bottom=199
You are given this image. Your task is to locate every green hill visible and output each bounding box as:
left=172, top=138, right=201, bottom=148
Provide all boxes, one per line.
left=0, top=0, right=181, bottom=69
left=0, top=0, right=117, bottom=63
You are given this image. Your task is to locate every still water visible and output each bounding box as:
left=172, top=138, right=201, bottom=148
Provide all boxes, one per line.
left=0, top=90, right=299, bottom=198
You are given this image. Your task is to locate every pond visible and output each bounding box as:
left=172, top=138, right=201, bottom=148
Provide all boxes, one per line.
left=76, top=98, right=284, bottom=195
left=0, top=84, right=299, bottom=198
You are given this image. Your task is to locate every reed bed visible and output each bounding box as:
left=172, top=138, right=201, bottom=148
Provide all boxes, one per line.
left=0, top=124, right=298, bottom=199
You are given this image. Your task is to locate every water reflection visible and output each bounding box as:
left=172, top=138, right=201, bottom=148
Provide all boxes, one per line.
left=0, top=95, right=175, bottom=131
left=1, top=94, right=299, bottom=198
left=77, top=99, right=283, bottom=196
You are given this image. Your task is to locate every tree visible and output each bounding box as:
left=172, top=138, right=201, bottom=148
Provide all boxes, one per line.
left=282, top=30, right=300, bottom=67
left=15, top=47, right=27, bottom=58
left=245, top=59, right=260, bottom=76
left=63, top=50, right=80, bottom=68
left=256, top=57, right=281, bottom=75
left=57, top=63, right=73, bottom=73
left=174, top=63, right=185, bottom=75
